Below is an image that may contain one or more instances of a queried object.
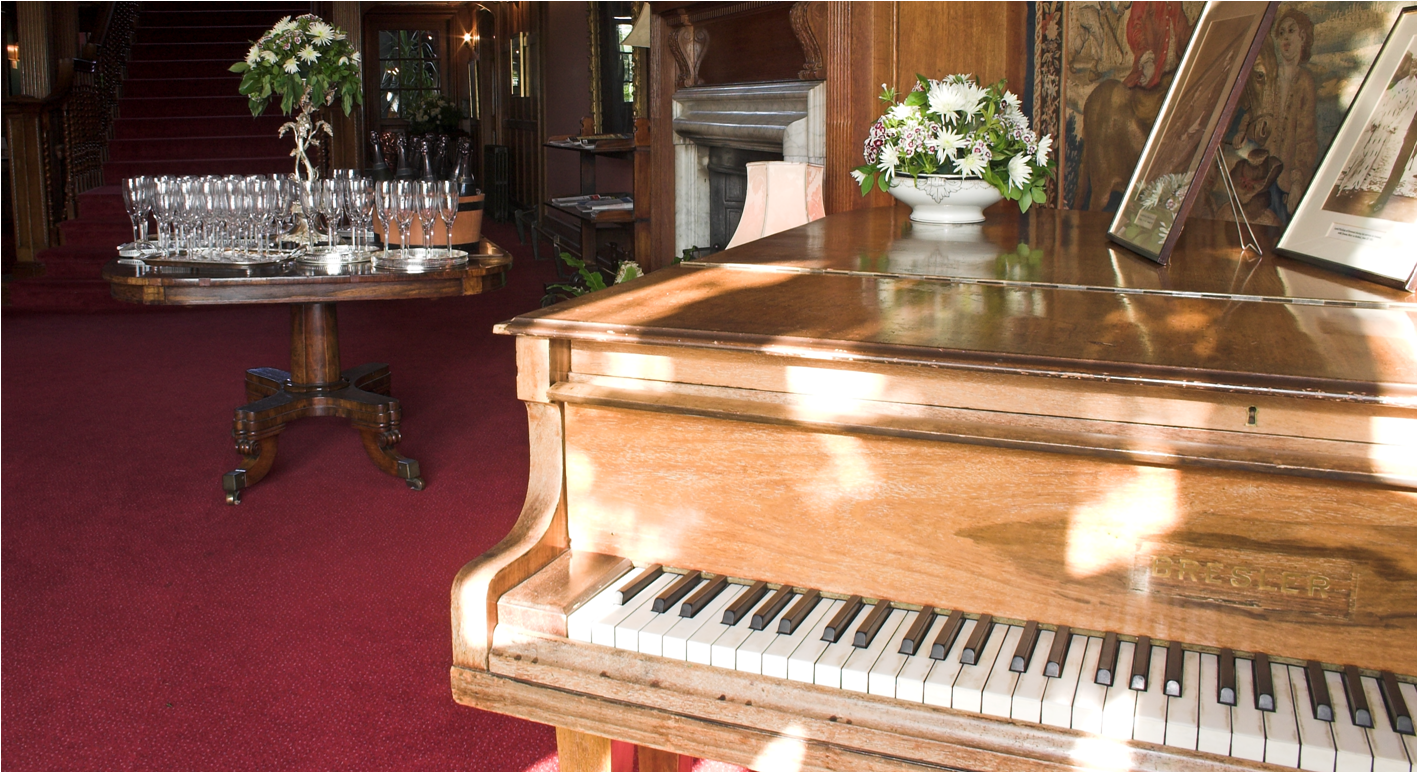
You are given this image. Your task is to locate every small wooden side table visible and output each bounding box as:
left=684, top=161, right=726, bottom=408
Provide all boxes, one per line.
left=103, top=245, right=512, bottom=504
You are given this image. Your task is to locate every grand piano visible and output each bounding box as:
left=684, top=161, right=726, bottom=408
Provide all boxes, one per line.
left=450, top=205, right=1416, bottom=771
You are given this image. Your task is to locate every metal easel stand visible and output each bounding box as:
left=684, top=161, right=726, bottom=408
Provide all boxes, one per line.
left=1216, top=153, right=1264, bottom=256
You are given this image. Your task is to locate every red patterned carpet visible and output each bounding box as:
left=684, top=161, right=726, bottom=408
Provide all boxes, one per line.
left=2, top=221, right=571, bottom=770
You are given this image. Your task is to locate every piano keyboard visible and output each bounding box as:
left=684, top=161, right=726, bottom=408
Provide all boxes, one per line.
left=566, top=567, right=1418, bottom=772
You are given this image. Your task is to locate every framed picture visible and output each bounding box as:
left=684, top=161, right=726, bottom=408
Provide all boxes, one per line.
left=1276, top=7, right=1417, bottom=290
left=1108, top=1, right=1278, bottom=264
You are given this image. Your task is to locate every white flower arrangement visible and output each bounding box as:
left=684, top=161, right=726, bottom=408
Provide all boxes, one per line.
left=230, top=14, right=363, bottom=117
left=407, top=92, right=463, bottom=135
left=857, top=74, right=1055, bottom=212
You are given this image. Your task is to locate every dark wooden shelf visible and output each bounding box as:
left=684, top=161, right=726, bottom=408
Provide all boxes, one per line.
left=548, top=199, right=634, bottom=225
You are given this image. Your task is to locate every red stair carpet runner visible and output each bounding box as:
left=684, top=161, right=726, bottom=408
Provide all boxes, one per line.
left=7, top=3, right=305, bottom=313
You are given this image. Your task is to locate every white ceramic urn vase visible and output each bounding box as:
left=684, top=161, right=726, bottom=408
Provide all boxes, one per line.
left=887, top=174, right=1003, bottom=224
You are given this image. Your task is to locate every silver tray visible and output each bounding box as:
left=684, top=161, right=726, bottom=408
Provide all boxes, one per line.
left=295, top=245, right=378, bottom=265
left=371, top=248, right=469, bottom=272
left=136, top=248, right=301, bottom=268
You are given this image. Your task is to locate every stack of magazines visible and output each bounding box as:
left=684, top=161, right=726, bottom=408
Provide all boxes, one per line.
left=550, top=194, right=634, bottom=214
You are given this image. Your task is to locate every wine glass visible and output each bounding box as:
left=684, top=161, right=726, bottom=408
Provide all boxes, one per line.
left=318, top=179, right=341, bottom=249
left=121, top=177, right=150, bottom=248
left=416, top=181, right=439, bottom=252
left=437, top=180, right=459, bottom=256
left=298, top=180, right=320, bottom=250
left=351, top=180, right=375, bottom=252
left=375, top=180, right=397, bottom=255
left=394, top=180, right=416, bottom=255
left=151, top=177, right=176, bottom=256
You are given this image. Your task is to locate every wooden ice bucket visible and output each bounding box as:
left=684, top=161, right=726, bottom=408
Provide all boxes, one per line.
left=374, top=192, right=484, bottom=250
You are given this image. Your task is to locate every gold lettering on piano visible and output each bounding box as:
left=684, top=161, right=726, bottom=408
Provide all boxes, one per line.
left=1133, top=543, right=1355, bottom=619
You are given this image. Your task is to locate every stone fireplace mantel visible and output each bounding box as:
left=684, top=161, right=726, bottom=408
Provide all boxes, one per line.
left=672, top=80, right=825, bottom=253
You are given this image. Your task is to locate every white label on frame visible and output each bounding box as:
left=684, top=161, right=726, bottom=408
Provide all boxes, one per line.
left=1325, top=223, right=1389, bottom=245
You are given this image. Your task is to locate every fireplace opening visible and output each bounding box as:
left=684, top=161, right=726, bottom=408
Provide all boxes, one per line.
left=707, top=147, right=781, bottom=254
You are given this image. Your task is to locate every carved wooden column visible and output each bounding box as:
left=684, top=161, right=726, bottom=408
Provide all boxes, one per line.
left=17, top=3, right=53, bottom=97
left=327, top=1, right=363, bottom=170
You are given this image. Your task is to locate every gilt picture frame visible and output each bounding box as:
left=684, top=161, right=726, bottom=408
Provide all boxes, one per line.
left=1276, top=7, right=1417, bottom=290
left=1107, top=1, right=1278, bottom=265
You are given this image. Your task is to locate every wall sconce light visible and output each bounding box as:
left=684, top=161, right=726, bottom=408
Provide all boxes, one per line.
left=462, top=32, right=473, bottom=46
left=6, top=43, right=19, bottom=69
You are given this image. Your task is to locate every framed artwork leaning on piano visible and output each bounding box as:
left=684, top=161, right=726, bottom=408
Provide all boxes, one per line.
left=1277, top=6, right=1418, bottom=291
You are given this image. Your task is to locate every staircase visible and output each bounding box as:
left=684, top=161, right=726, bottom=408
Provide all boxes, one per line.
left=7, top=2, right=310, bottom=312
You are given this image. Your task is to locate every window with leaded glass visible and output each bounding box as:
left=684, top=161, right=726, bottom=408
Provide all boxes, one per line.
left=378, top=29, right=441, bottom=120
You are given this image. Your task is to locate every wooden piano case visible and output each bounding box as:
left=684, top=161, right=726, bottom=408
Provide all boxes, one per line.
left=452, top=207, right=1416, bottom=771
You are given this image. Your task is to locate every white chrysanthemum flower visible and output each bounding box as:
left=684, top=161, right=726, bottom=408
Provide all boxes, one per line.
left=351, top=51, right=361, bottom=65
left=298, top=45, right=319, bottom=63
left=1035, top=134, right=1053, bottom=166
left=338, top=55, right=349, bottom=66
left=934, top=127, right=964, bottom=160
left=888, top=103, right=916, bottom=122
left=308, top=21, right=335, bottom=46
left=927, top=81, right=969, bottom=123
left=245, top=44, right=261, bottom=66
left=1008, top=154, right=1031, bottom=190
left=1002, top=91, right=1020, bottom=111
left=850, top=169, right=866, bottom=185
left=879, top=144, right=900, bottom=177
left=956, top=152, right=985, bottom=178
left=960, top=83, right=989, bottom=118
left=283, top=57, right=300, bottom=74
left=272, top=16, right=295, bottom=33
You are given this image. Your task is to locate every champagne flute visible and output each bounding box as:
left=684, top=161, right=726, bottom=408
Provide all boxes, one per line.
left=416, top=181, right=439, bottom=252
left=121, top=177, right=149, bottom=248
left=352, top=180, right=375, bottom=252
left=318, top=179, right=341, bottom=249
left=375, top=180, right=397, bottom=255
left=394, top=180, right=416, bottom=255
left=437, top=180, right=459, bottom=256
left=298, top=180, right=319, bottom=250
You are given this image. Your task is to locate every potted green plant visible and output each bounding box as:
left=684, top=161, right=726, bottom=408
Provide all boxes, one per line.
left=230, top=14, right=363, bottom=181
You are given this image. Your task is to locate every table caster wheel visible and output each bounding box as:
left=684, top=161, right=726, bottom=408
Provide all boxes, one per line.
left=226, top=490, right=242, bottom=505
left=406, top=477, right=425, bottom=491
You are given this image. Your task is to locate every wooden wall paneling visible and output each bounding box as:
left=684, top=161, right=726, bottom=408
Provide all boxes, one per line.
left=893, top=2, right=1026, bottom=96
left=823, top=1, right=894, bottom=214
left=328, top=1, right=362, bottom=170
left=647, top=7, right=677, bottom=273
left=691, top=4, right=800, bottom=86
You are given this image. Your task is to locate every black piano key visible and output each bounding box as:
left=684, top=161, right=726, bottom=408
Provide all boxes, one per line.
left=1305, top=661, right=1334, bottom=722
left=722, top=580, right=768, bottom=626
left=1253, top=653, right=1276, bottom=712
left=1218, top=648, right=1237, bottom=706
left=898, top=606, right=936, bottom=656
left=651, top=571, right=702, bottom=613
left=679, top=574, right=728, bottom=618
left=1044, top=625, right=1071, bottom=678
left=1129, top=636, right=1152, bottom=691
left=1010, top=620, right=1041, bottom=673
left=618, top=564, right=663, bottom=604
left=929, top=610, right=965, bottom=660
left=1379, top=671, right=1415, bottom=735
left=960, top=614, right=994, bottom=666
left=1096, top=631, right=1120, bottom=686
left=1163, top=640, right=1184, bottom=697
left=821, top=595, right=864, bottom=643
left=1342, top=665, right=1372, bottom=729
left=750, top=585, right=795, bottom=631
left=853, top=600, right=894, bottom=648
left=777, top=589, right=821, bottom=634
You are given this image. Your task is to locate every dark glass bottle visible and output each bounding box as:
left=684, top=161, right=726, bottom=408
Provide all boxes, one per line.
left=368, top=130, right=391, bottom=181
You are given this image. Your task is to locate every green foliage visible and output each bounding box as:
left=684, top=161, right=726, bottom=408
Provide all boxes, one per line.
left=407, top=92, right=463, bottom=135
left=543, top=252, right=644, bottom=306
left=230, top=14, right=363, bottom=117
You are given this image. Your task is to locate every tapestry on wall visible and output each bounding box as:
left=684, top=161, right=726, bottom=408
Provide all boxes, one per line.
left=1031, top=1, right=1406, bottom=215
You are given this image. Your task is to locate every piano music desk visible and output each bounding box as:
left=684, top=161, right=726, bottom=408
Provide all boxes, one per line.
left=452, top=207, right=1416, bottom=771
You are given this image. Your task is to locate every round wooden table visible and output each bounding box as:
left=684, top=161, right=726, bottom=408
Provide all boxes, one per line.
left=103, top=244, right=513, bottom=504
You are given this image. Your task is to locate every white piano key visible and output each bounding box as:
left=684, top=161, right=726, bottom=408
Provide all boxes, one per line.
left=637, top=592, right=693, bottom=656
left=1326, top=670, right=1374, bottom=773
left=814, top=630, right=861, bottom=689
left=763, top=595, right=835, bottom=680
left=1100, top=641, right=1139, bottom=741
left=1363, top=676, right=1413, bottom=772
left=1291, top=664, right=1337, bottom=772
left=616, top=576, right=685, bottom=650
left=894, top=613, right=949, bottom=704
left=1133, top=645, right=1169, bottom=745
left=1164, top=650, right=1200, bottom=751
left=1196, top=652, right=1232, bottom=757
left=567, top=572, right=633, bottom=643
left=867, top=610, right=920, bottom=698
left=662, top=581, right=743, bottom=662
left=1068, top=637, right=1107, bottom=735
left=842, top=608, right=908, bottom=693
left=981, top=625, right=1025, bottom=718
left=952, top=620, right=1007, bottom=714
left=1230, top=656, right=1267, bottom=763
left=923, top=618, right=976, bottom=709
left=592, top=573, right=675, bottom=647
left=1041, top=633, right=1085, bottom=728
left=786, top=599, right=844, bottom=684
left=710, top=604, right=761, bottom=670
left=1264, top=660, right=1301, bottom=769
left=1011, top=628, right=1054, bottom=724
left=1403, top=683, right=1418, bottom=771
left=735, top=593, right=798, bottom=675
left=687, top=583, right=754, bottom=665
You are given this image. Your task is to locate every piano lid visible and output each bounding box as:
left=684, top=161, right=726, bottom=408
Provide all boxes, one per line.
left=503, top=208, right=1417, bottom=406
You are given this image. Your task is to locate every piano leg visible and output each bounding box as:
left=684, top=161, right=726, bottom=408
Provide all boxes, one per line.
left=635, top=746, right=681, bottom=771
left=556, top=727, right=612, bottom=771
